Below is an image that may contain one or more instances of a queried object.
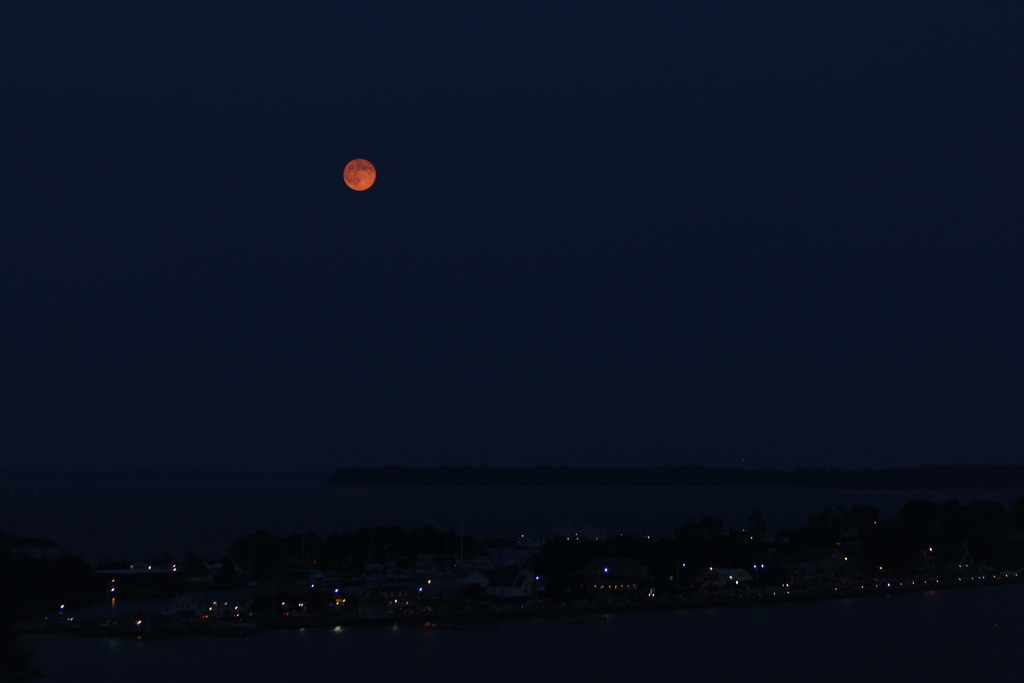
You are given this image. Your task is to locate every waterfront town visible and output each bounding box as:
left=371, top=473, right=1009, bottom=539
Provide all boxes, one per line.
left=4, top=496, right=1024, bottom=674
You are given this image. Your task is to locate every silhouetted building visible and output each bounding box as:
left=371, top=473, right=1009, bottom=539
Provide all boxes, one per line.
left=358, top=589, right=389, bottom=620
left=485, top=567, right=536, bottom=599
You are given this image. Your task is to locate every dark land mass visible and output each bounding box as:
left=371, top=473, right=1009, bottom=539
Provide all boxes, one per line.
left=7, top=495, right=1024, bottom=648
left=0, top=470, right=325, bottom=483
left=0, top=533, right=57, bottom=550
left=327, top=465, right=1024, bottom=489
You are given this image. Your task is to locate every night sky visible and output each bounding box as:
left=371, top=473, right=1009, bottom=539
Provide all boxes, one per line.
left=2, top=3, right=1022, bottom=472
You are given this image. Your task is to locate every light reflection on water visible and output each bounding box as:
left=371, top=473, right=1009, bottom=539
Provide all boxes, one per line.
left=25, top=584, right=1024, bottom=683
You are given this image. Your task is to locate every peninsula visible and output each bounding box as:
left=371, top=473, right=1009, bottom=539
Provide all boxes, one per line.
left=326, top=464, right=1024, bottom=489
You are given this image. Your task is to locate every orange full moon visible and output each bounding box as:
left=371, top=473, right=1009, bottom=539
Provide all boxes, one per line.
left=344, top=158, right=376, bottom=191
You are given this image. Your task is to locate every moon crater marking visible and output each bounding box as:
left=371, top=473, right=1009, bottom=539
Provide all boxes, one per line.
left=344, top=159, right=376, bottom=191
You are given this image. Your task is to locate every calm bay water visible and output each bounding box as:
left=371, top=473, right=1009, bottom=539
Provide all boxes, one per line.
left=24, top=583, right=1024, bottom=682
left=4, top=476, right=1024, bottom=563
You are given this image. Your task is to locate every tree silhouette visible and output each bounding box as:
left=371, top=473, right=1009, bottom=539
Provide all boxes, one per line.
left=699, top=515, right=723, bottom=537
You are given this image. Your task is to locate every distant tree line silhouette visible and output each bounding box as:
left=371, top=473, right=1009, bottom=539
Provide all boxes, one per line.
left=536, top=497, right=1024, bottom=591
left=227, top=525, right=487, bottom=580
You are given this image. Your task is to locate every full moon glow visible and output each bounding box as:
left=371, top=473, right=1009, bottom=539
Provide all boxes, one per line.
left=344, top=159, right=376, bottom=191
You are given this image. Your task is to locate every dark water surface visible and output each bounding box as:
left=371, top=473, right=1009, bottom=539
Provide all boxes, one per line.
left=4, top=477, right=1024, bottom=562
left=26, top=583, right=1024, bottom=682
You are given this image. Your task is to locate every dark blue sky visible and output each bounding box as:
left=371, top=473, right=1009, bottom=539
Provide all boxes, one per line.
left=2, top=3, right=1022, bottom=472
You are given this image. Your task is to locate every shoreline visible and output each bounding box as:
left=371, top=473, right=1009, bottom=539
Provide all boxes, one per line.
left=254, top=573, right=1024, bottom=630
left=25, top=572, right=1015, bottom=637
